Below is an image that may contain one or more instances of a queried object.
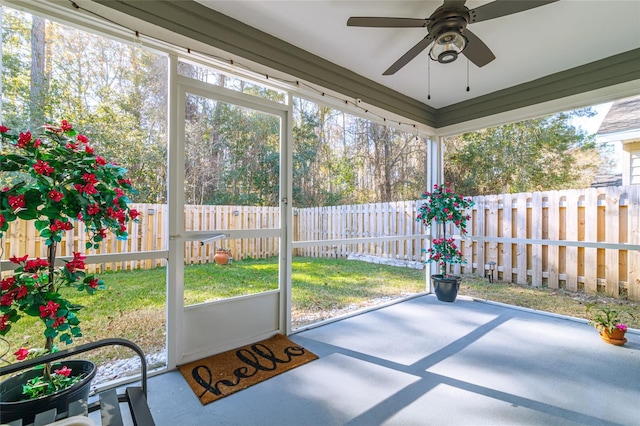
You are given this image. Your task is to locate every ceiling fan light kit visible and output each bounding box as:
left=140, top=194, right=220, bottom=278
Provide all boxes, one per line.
left=429, top=30, right=467, bottom=64
left=347, top=0, right=559, bottom=74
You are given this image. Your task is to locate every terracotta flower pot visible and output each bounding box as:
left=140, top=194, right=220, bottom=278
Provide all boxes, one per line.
left=599, top=328, right=627, bottom=346
left=214, top=249, right=230, bottom=265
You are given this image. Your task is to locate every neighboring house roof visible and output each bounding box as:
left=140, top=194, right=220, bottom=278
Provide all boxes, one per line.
left=597, top=95, right=640, bottom=135
left=591, top=173, right=622, bottom=188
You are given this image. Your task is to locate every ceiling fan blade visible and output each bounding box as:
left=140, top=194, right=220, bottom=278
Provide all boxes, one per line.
left=383, top=35, right=434, bottom=75
left=462, top=29, right=495, bottom=67
left=442, top=0, right=467, bottom=9
left=347, top=17, right=429, bottom=28
left=470, top=0, right=559, bottom=23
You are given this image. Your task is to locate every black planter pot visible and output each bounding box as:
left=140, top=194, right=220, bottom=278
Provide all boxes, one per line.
left=431, top=274, right=462, bottom=302
left=0, top=359, right=96, bottom=425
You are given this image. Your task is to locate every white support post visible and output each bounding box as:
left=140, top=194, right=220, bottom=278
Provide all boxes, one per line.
left=424, top=136, right=444, bottom=292
left=281, top=94, right=294, bottom=335
left=166, top=54, right=183, bottom=371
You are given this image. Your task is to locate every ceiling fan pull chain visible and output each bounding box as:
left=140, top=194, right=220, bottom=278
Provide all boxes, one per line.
left=428, top=59, right=431, bottom=100
left=466, top=59, right=470, bottom=92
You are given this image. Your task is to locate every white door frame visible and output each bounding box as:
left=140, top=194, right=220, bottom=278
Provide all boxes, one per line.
left=166, top=56, right=291, bottom=368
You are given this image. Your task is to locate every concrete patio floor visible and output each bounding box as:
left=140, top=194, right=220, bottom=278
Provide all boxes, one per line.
left=123, top=295, right=640, bottom=425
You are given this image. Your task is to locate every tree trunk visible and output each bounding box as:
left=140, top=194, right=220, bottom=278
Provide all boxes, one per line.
left=30, top=15, right=47, bottom=128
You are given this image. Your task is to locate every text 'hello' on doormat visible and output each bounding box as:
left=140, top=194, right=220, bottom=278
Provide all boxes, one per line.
left=178, top=334, right=318, bottom=405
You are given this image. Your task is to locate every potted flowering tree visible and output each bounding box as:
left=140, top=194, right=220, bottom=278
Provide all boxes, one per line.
left=416, top=182, right=474, bottom=302
left=0, top=120, right=139, bottom=423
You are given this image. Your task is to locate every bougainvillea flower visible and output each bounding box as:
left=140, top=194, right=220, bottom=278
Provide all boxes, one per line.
left=54, top=366, right=72, bottom=377
left=17, top=131, right=32, bottom=148
left=66, top=252, right=87, bottom=272
left=8, top=194, right=25, bottom=210
left=14, top=348, right=29, bottom=361
left=87, top=203, right=100, bottom=216
left=50, top=219, right=73, bottom=233
left=52, top=316, right=66, bottom=328
left=24, top=258, right=49, bottom=272
left=60, top=120, right=72, bottom=131
left=0, top=292, right=15, bottom=306
left=34, top=160, right=55, bottom=175
left=1, top=276, right=16, bottom=290
left=9, top=254, right=29, bottom=264
left=83, top=173, right=98, bottom=184
left=49, top=190, right=64, bottom=202
left=16, top=284, right=28, bottom=299
left=39, top=301, right=60, bottom=319
left=113, top=188, right=125, bottom=199
left=0, top=314, right=8, bottom=331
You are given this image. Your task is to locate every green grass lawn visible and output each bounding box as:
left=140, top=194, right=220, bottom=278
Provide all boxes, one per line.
left=3, top=257, right=425, bottom=364
left=4, top=257, right=637, bottom=367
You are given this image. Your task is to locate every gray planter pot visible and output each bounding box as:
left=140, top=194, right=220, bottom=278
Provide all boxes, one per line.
left=431, top=274, right=462, bottom=302
left=0, top=359, right=96, bottom=425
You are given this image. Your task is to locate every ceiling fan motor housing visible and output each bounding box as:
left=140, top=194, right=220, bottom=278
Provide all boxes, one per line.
left=428, top=7, right=470, bottom=63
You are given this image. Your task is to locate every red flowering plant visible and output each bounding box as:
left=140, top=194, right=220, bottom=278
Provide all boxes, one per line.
left=416, top=182, right=474, bottom=276
left=0, top=120, right=139, bottom=398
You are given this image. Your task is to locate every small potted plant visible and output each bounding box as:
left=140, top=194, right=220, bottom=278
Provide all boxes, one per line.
left=586, top=304, right=634, bottom=346
left=416, top=182, right=474, bottom=302
left=0, top=120, right=139, bottom=423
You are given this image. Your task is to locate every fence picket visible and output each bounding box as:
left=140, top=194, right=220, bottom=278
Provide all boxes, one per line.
left=547, top=191, right=560, bottom=288
left=502, top=194, right=513, bottom=282
left=584, top=189, right=598, bottom=293
left=516, top=193, right=528, bottom=285
left=531, top=192, right=542, bottom=287
left=628, top=185, right=640, bottom=301
left=565, top=191, right=579, bottom=292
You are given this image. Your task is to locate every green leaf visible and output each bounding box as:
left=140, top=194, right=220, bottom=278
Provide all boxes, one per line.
left=45, top=327, right=59, bottom=338
left=35, top=220, right=49, bottom=231
left=17, top=209, right=39, bottom=220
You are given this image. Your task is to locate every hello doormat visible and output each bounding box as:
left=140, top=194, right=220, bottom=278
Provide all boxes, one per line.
left=178, top=334, right=318, bottom=405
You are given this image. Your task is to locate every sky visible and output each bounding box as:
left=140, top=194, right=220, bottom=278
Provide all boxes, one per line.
left=570, top=101, right=621, bottom=174
left=571, top=102, right=612, bottom=134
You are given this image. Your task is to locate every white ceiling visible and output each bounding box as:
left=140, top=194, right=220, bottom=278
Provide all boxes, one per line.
left=197, top=0, right=640, bottom=109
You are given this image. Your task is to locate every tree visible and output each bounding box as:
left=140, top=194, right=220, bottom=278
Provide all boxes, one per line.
left=29, top=15, right=47, bottom=128
left=2, top=10, right=168, bottom=203
left=444, top=110, right=605, bottom=195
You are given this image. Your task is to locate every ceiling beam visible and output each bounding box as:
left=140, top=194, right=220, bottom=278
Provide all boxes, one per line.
left=438, top=49, right=640, bottom=128
left=92, top=0, right=437, bottom=127
left=93, top=0, right=640, bottom=130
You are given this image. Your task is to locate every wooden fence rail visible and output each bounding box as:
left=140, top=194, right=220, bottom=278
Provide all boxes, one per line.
left=1, top=186, right=639, bottom=300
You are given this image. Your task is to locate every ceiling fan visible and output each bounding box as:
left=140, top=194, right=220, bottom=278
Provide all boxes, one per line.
left=347, top=0, right=559, bottom=75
